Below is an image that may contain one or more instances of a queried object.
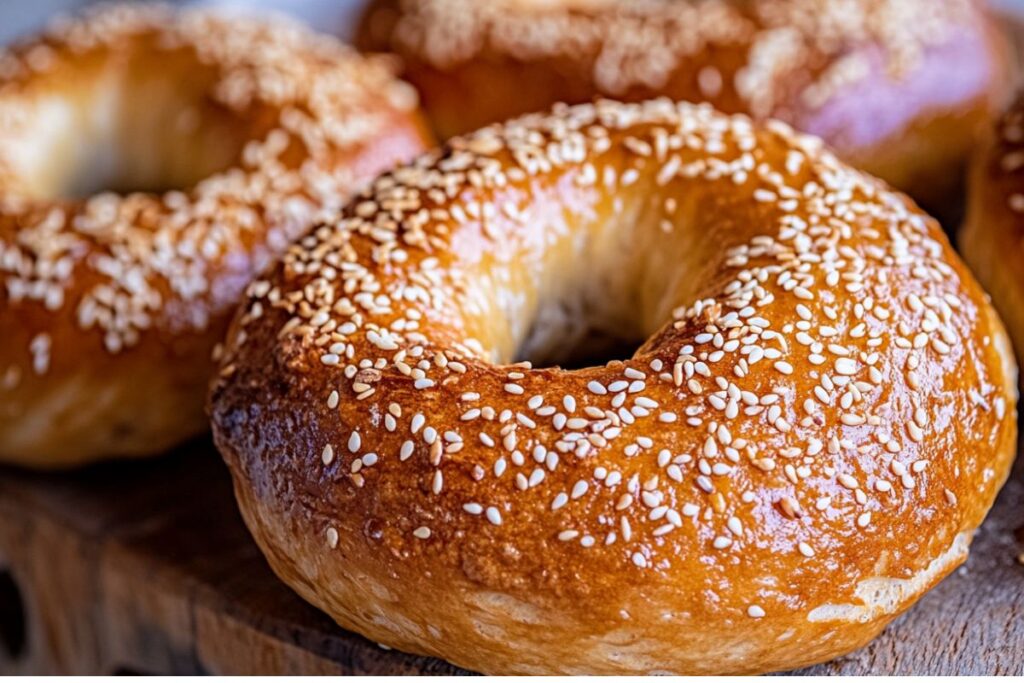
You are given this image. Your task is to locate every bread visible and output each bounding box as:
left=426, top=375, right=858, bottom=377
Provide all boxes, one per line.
left=0, top=4, right=430, bottom=467
left=962, top=91, right=1024, bottom=366
left=357, top=0, right=1009, bottom=212
left=210, top=99, right=1017, bottom=674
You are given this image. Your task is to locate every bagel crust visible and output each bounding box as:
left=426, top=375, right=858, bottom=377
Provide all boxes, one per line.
left=210, top=100, right=1017, bottom=675
left=357, top=0, right=1008, bottom=210
left=0, top=4, right=430, bottom=467
left=962, top=93, right=1024, bottom=367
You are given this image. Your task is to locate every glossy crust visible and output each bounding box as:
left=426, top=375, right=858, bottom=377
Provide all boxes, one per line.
left=356, top=0, right=1009, bottom=211
left=0, top=4, right=431, bottom=467
left=962, top=92, right=1024, bottom=366
left=210, top=100, right=1017, bottom=675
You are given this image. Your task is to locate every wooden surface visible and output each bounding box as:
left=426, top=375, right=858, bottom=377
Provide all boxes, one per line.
left=0, top=433, right=1021, bottom=676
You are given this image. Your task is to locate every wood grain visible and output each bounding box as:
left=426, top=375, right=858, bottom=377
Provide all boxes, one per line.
left=0, top=434, right=1020, bottom=676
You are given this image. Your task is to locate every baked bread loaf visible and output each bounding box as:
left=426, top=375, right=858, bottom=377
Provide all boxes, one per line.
left=357, top=0, right=1009, bottom=211
left=0, top=4, right=430, bottom=468
left=961, top=92, right=1024, bottom=365
left=210, top=99, right=1017, bottom=675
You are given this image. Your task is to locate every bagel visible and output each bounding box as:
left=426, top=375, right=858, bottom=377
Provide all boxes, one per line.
left=962, top=92, right=1024, bottom=366
left=357, top=0, right=1009, bottom=212
left=0, top=5, right=430, bottom=468
left=210, top=99, right=1017, bottom=675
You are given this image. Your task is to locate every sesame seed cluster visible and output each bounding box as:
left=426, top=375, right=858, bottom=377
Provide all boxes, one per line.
left=960, top=92, right=1024, bottom=390
left=0, top=3, right=429, bottom=466
left=995, top=98, right=1024, bottom=214
left=0, top=3, right=420, bottom=362
left=374, top=0, right=971, bottom=118
left=213, top=98, right=1015, bottom=648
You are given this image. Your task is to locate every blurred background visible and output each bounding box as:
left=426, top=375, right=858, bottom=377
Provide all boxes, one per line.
left=1, top=0, right=1018, bottom=46
left=0, top=0, right=366, bottom=44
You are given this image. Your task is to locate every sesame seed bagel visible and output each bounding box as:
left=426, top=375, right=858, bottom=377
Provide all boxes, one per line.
left=357, top=0, right=1009, bottom=212
left=209, top=99, right=1017, bottom=675
left=0, top=4, right=430, bottom=468
left=962, top=92, right=1024, bottom=367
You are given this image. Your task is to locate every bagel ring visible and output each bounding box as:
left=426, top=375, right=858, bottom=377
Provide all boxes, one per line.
left=357, top=0, right=1008, bottom=212
left=210, top=99, right=1017, bottom=675
left=0, top=4, right=429, bottom=467
left=962, top=92, right=1024, bottom=365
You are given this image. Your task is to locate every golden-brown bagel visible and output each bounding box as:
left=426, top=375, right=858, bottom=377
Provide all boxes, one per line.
left=210, top=99, right=1017, bottom=675
left=357, top=0, right=1009, bottom=212
left=0, top=4, right=430, bottom=468
left=962, top=92, right=1024, bottom=365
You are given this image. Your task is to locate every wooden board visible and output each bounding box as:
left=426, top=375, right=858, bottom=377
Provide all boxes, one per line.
left=0, top=434, right=1021, bottom=676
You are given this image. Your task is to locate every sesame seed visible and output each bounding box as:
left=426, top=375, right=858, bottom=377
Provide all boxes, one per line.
left=774, top=361, right=793, bottom=375
left=834, top=358, right=858, bottom=375
left=838, top=473, right=859, bottom=490
left=400, top=440, right=414, bottom=460
left=486, top=507, right=503, bottom=525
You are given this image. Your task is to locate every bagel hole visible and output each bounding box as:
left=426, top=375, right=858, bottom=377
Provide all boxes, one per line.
left=516, top=325, right=646, bottom=370
left=503, top=236, right=675, bottom=370
left=487, top=183, right=699, bottom=371
left=0, top=569, right=27, bottom=661
left=11, top=48, right=256, bottom=199
left=512, top=290, right=650, bottom=370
